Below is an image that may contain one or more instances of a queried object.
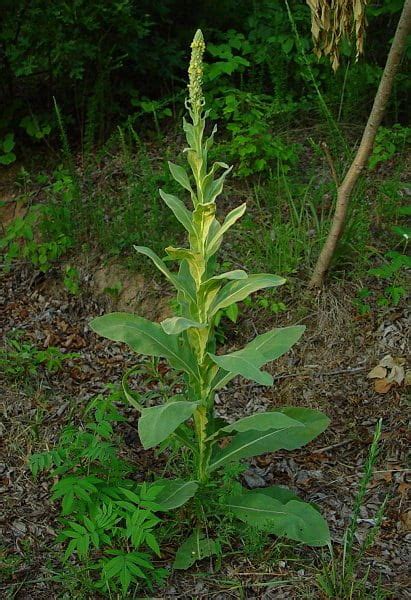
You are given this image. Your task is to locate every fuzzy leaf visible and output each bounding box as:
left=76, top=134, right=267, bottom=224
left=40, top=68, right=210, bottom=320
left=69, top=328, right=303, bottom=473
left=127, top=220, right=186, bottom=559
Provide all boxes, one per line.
left=133, top=245, right=188, bottom=296
left=159, top=190, right=194, bottom=235
left=174, top=530, right=218, bottom=570
left=160, top=316, right=206, bottom=335
left=209, top=408, right=329, bottom=472
left=209, top=274, right=285, bottom=316
left=154, top=479, right=199, bottom=511
left=217, top=411, right=303, bottom=435
left=210, top=325, right=305, bottom=391
left=168, top=162, right=193, bottom=193
left=90, top=313, right=198, bottom=378
left=202, top=163, right=233, bottom=204
left=138, top=401, right=198, bottom=449
left=208, top=348, right=272, bottom=386
left=225, top=490, right=330, bottom=546
left=245, top=325, right=305, bottom=364
left=205, top=269, right=248, bottom=283
left=207, top=203, right=247, bottom=256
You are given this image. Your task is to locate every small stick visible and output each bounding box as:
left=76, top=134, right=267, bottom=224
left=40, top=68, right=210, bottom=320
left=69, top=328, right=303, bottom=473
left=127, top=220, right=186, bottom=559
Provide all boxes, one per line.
left=320, top=141, right=339, bottom=188
left=312, top=438, right=354, bottom=453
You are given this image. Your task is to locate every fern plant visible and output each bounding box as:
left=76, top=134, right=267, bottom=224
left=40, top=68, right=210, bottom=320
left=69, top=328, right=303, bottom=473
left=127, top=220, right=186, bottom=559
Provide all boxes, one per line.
left=91, top=30, right=330, bottom=559
left=30, top=391, right=169, bottom=595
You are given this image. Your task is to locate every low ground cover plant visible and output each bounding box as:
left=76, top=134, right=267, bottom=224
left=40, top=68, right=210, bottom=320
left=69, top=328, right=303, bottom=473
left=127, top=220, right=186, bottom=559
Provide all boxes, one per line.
left=30, top=390, right=169, bottom=595
left=90, top=29, right=330, bottom=572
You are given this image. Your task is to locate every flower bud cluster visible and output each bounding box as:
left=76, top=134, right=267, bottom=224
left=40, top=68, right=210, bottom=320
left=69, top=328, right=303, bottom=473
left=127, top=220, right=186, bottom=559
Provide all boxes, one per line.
left=188, top=29, right=205, bottom=117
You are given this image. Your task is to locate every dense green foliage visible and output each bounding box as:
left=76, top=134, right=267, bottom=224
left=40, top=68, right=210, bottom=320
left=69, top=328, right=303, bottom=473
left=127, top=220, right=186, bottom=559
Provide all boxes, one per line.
left=0, top=1, right=409, bottom=293
left=1, top=0, right=408, bottom=150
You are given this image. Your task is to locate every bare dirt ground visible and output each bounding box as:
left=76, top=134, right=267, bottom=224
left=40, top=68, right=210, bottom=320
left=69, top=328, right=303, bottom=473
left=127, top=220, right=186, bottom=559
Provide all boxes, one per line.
left=0, top=261, right=410, bottom=599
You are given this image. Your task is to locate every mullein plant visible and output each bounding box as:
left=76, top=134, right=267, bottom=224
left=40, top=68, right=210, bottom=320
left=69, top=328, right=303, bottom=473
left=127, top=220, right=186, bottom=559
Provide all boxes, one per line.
left=91, top=30, right=330, bottom=562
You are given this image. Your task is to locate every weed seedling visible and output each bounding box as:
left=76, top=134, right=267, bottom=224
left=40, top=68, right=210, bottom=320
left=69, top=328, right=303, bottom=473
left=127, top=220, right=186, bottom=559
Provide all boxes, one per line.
left=316, top=420, right=389, bottom=599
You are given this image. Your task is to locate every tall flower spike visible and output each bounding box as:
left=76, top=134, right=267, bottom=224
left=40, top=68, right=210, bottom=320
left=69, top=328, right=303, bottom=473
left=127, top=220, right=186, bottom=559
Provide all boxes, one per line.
left=188, top=29, right=205, bottom=121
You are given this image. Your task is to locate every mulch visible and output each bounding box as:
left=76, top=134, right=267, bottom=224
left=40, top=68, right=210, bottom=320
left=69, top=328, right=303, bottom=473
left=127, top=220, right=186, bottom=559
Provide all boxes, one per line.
left=0, top=264, right=409, bottom=599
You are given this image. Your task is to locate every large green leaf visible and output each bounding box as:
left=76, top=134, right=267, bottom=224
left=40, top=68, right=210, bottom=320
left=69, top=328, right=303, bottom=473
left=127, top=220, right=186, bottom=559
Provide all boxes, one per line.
left=90, top=313, right=198, bottom=379
left=205, top=269, right=248, bottom=283
left=159, top=190, right=194, bottom=235
left=215, top=411, right=304, bottom=436
left=257, top=485, right=301, bottom=505
left=207, top=203, right=247, bottom=256
left=209, top=325, right=305, bottom=391
left=138, top=401, right=198, bottom=449
left=208, top=348, right=272, bottom=386
left=225, top=490, right=330, bottom=546
left=208, top=408, right=329, bottom=472
left=174, top=529, right=218, bottom=570
left=209, top=274, right=285, bottom=316
left=245, top=326, right=305, bottom=364
left=278, top=407, right=331, bottom=443
left=154, top=479, right=198, bottom=511
left=161, top=316, right=206, bottom=335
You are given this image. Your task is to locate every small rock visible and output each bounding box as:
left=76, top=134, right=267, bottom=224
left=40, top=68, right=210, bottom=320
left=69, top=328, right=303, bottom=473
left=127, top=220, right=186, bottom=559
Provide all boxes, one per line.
left=243, top=469, right=266, bottom=489
left=12, top=521, right=27, bottom=536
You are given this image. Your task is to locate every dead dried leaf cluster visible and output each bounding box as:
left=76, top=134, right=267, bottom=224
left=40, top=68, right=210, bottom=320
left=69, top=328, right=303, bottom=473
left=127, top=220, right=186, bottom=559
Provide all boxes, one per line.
left=306, top=0, right=368, bottom=70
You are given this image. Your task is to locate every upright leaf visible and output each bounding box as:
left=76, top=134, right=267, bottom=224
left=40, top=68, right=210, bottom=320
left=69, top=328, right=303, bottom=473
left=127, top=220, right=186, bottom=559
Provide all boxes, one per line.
left=207, top=203, right=247, bottom=256
left=209, top=274, right=285, bottom=316
left=159, top=190, right=194, bottom=235
left=134, top=245, right=185, bottom=295
left=154, top=479, right=199, bottom=511
left=168, top=162, right=193, bottom=193
left=138, top=401, right=198, bottom=449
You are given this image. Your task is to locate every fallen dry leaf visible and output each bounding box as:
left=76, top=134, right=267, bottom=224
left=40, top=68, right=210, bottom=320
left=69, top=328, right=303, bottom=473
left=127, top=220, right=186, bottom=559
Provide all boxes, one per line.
left=368, top=365, right=387, bottom=379
left=374, top=379, right=393, bottom=394
left=380, top=355, right=405, bottom=369
left=400, top=510, right=411, bottom=532
left=63, top=333, right=87, bottom=349
left=368, top=355, right=406, bottom=393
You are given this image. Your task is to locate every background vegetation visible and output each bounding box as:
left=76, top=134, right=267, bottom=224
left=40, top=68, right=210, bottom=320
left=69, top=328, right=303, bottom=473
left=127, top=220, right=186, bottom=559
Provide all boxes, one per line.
left=0, top=1, right=409, bottom=598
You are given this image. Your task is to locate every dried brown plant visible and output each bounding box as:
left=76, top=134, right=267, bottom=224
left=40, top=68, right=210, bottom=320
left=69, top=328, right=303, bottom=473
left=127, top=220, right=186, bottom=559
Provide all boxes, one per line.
left=306, top=0, right=368, bottom=71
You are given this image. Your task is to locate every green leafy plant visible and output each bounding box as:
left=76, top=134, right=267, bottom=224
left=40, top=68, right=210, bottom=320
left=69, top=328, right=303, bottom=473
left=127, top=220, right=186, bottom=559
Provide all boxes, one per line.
left=0, top=132, right=16, bottom=164
left=90, top=30, right=330, bottom=566
left=353, top=288, right=372, bottom=316
left=218, top=91, right=299, bottom=177
left=130, top=96, right=173, bottom=137
left=0, top=332, right=78, bottom=381
left=316, top=420, right=389, bottom=599
left=0, top=206, right=73, bottom=273
left=368, top=124, right=410, bottom=170
left=30, top=390, right=169, bottom=595
left=20, top=114, right=52, bottom=140
left=63, top=265, right=80, bottom=295
left=354, top=217, right=410, bottom=313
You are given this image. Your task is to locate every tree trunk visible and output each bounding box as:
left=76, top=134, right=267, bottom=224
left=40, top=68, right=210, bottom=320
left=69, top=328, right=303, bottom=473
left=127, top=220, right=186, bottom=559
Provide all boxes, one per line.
left=309, top=0, right=411, bottom=288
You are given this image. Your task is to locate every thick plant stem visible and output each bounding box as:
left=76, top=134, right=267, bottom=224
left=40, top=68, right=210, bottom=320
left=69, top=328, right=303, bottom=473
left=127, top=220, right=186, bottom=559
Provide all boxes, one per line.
left=309, top=0, right=411, bottom=288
